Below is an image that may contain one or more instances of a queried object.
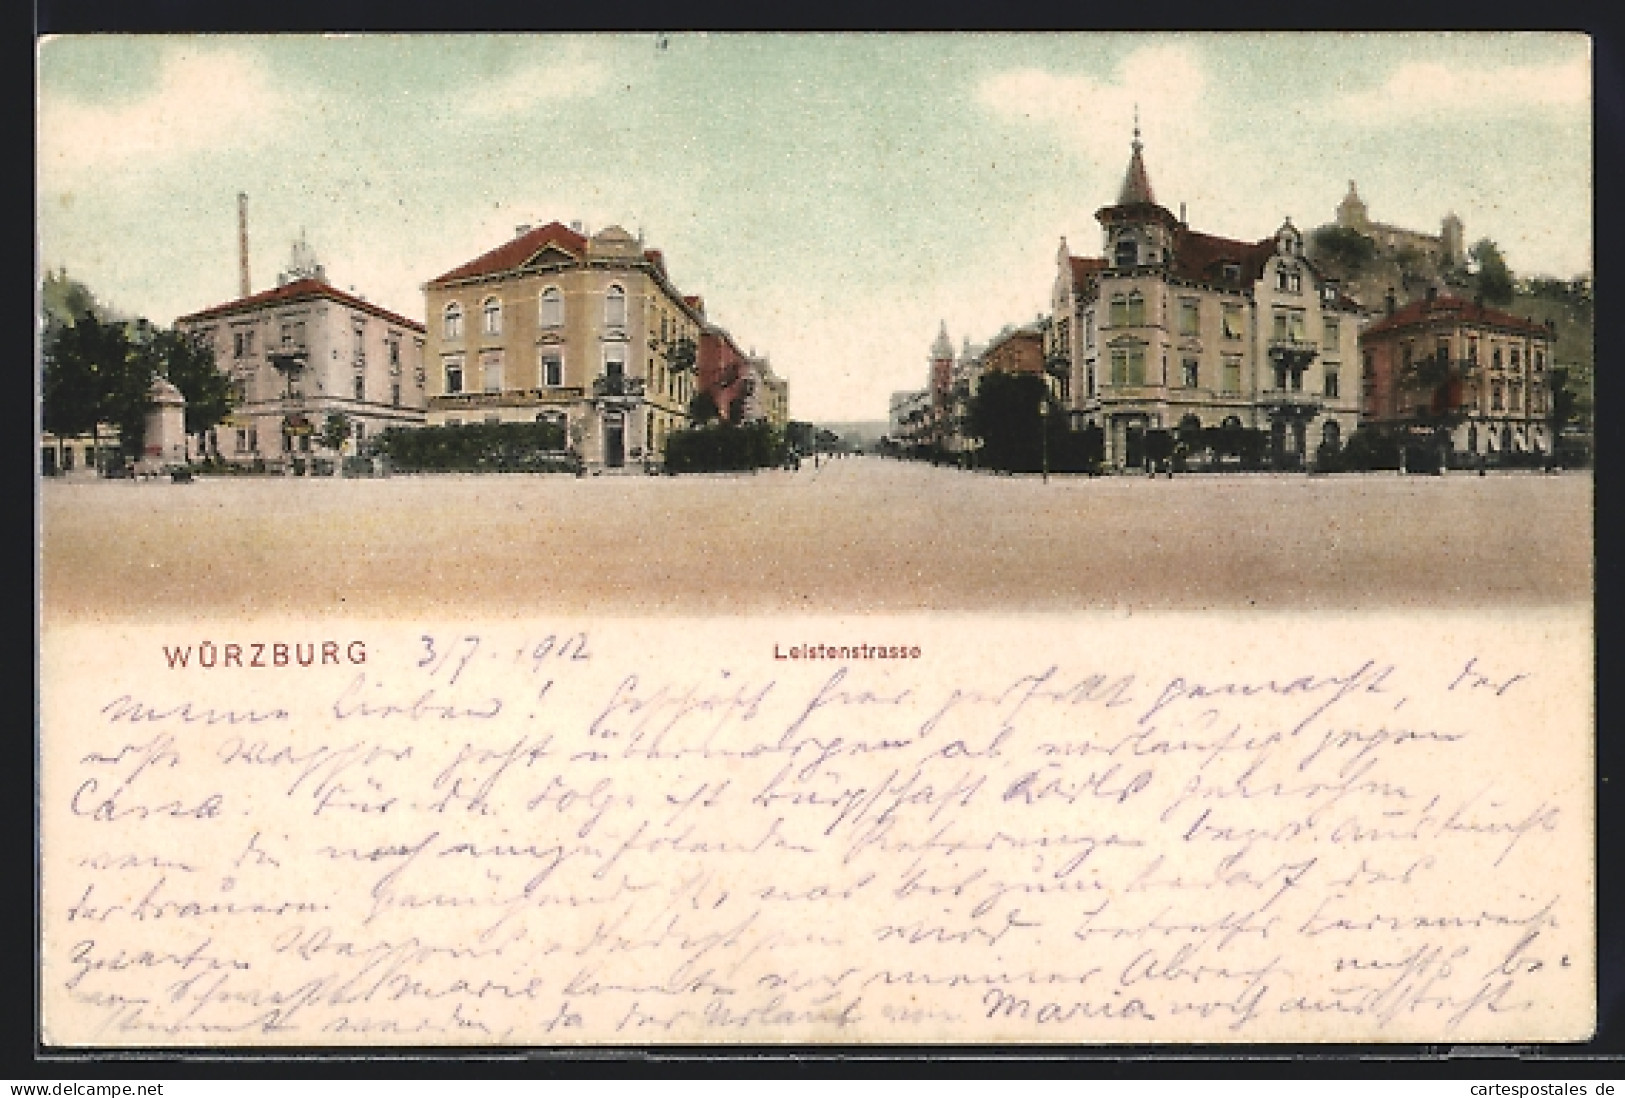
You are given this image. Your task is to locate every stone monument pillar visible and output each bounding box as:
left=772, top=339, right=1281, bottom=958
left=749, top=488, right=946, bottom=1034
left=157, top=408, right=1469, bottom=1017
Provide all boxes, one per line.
left=140, top=375, right=188, bottom=473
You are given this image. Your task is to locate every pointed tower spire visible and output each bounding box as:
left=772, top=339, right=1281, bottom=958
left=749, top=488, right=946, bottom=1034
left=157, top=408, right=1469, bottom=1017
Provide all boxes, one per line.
left=931, top=320, right=954, bottom=361
left=1118, top=112, right=1156, bottom=206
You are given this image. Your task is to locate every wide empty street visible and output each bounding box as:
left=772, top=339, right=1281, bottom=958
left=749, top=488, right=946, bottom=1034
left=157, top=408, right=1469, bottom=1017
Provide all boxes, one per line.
left=40, top=458, right=1591, bottom=622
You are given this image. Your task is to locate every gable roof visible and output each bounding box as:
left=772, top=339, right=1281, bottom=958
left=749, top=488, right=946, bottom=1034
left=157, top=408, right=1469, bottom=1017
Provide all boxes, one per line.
left=1169, top=227, right=1276, bottom=287
left=1069, top=256, right=1107, bottom=284
left=1363, top=294, right=1555, bottom=339
left=176, top=277, right=424, bottom=332
left=426, top=221, right=589, bottom=287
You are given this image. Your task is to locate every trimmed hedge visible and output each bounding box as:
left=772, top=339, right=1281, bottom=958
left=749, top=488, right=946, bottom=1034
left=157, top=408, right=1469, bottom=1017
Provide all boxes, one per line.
left=664, top=421, right=786, bottom=473
left=371, top=421, right=572, bottom=473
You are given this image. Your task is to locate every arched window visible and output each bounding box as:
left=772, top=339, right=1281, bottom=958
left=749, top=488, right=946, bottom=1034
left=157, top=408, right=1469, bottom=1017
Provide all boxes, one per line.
left=443, top=302, right=463, bottom=340
left=482, top=297, right=502, bottom=336
left=605, top=285, right=627, bottom=328
left=540, top=287, right=563, bottom=329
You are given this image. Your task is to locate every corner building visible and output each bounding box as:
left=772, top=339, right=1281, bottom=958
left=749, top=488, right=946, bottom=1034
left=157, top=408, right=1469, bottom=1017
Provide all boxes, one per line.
left=423, top=222, right=701, bottom=469
left=175, top=244, right=427, bottom=468
left=1058, top=133, right=1366, bottom=468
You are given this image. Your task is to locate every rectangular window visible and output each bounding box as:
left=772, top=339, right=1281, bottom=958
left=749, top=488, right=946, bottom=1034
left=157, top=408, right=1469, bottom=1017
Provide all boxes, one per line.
left=353, top=373, right=365, bottom=401
left=1272, top=311, right=1290, bottom=341
left=1126, top=295, right=1146, bottom=326
left=1511, top=385, right=1522, bottom=411
left=1127, top=346, right=1146, bottom=387
left=1437, top=338, right=1450, bottom=362
left=604, top=344, right=626, bottom=381
left=1179, top=300, right=1200, bottom=337
left=445, top=358, right=464, bottom=394
left=1492, top=383, right=1504, bottom=411
left=1085, top=312, right=1095, bottom=347
left=248, top=429, right=257, bottom=453
left=1493, top=346, right=1503, bottom=370
left=1222, top=358, right=1241, bottom=393
left=1182, top=358, right=1199, bottom=388
left=1110, top=349, right=1127, bottom=387
left=1115, top=240, right=1137, bottom=267
left=1222, top=304, right=1243, bottom=340
left=354, top=327, right=366, bottom=362
left=542, top=353, right=562, bottom=387
left=391, top=381, right=401, bottom=407
left=1324, top=318, right=1340, bottom=351
left=1324, top=369, right=1340, bottom=399
left=236, top=428, right=248, bottom=452
left=388, top=339, right=400, bottom=368
left=1468, top=338, right=1479, bottom=364
left=1109, top=296, right=1128, bottom=327
left=482, top=352, right=503, bottom=392
left=1288, top=312, right=1306, bottom=342
left=1511, top=347, right=1521, bottom=371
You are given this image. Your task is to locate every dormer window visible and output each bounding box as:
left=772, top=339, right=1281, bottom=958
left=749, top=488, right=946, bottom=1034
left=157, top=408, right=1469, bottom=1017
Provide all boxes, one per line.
left=1223, top=263, right=1241, bottom=284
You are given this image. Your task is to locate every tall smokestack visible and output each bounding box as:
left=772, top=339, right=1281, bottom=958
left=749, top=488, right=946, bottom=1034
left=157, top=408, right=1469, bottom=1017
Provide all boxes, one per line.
left=237, top=192, right=251, bottom=298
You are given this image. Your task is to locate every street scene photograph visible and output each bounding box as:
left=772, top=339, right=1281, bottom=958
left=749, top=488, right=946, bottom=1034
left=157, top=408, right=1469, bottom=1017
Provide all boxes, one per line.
left=37, top=32, right=1593, bottom=619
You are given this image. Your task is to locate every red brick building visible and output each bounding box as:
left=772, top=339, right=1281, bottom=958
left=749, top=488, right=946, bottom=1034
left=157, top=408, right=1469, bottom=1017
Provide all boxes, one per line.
left=1360, top=287, right=1557, bottom=458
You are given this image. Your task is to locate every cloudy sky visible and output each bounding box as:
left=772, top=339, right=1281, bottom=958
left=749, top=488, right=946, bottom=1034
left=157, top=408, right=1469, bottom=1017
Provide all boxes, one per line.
left=37, top=32, right=1591, bottom=421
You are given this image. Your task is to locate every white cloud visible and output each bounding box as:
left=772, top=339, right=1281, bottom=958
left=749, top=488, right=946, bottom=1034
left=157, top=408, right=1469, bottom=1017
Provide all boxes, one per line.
left=464, top=49, right=609, bottom=116
left=1334, top=53, right=1589, bottom=124
left=976, top=44, right=1210, bottom=167
left=38, top=45, right=294, bottom=182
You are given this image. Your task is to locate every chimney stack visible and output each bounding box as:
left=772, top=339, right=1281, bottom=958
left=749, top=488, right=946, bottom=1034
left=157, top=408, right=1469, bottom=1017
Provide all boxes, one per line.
left=515, top=224, right=532, bottom=238
left=237, top=192, right=251, bottom=298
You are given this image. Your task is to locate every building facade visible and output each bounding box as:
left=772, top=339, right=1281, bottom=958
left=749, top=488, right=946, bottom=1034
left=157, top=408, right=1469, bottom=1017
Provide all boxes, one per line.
left=1360, top=288, right=1556, bottom=458
left=422, top=222, right=703, bottom=469
left=1057, top=132, right=1366, bottom=468
left=175, top=242, right=427, bottom=469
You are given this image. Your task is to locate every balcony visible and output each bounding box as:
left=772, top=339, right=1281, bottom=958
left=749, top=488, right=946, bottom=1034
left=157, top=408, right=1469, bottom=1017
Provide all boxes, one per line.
left=592, top=374, right=646, bottom=400
left=1266, top=336, right=1319, bottom=370
left=268, top=345, right=309, bottom=372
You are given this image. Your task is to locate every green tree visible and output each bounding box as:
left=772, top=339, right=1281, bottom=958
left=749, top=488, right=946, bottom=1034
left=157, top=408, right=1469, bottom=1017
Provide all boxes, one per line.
left=1470, top=238, right=1514, bottom=307
left=1309, top=226, right=1378, bottom=274
left=688, top=389, right=721, bottom=425
left=321, top=412, right=352, bottom=453
left=967, top=370, right=1054, bottom=472
left=42, top=314, right=143, bottom=469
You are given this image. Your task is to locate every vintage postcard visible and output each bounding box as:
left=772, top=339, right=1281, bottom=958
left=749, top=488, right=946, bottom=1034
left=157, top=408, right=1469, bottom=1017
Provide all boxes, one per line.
left=36, top=32, right=1594, bottom=1045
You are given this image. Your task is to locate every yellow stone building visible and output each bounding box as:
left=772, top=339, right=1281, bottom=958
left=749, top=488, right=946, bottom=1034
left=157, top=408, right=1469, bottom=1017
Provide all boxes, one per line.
left=423, top=222, right=703, bottom=469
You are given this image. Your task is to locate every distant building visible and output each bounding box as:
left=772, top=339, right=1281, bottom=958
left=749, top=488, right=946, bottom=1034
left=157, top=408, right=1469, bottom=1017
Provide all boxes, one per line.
left=1056, top=129, right=1366, bottom=468
left=1360, top=287, right=1556, bottom=458
left=422, top=222, right=702, bottom=469
left=927, top=321, right=955, bottom=448
left=744, top=353, right=789, bottom=430
left=175, top=237, right=427, bottom=469
left=1334, top=180, right=1465, bottom=269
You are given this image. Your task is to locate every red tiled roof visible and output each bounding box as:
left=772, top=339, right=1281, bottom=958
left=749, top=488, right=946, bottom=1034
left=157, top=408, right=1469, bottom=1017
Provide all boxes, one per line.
left=426, top=221, right=588, bottom=287
left=1170, top=227, right=1275, bottom=287
left=1363, top=293, right=1554, bottom=339
left=1069, top=256, right=1106, bottom=284
left=176, top=277, right=424, bottom=332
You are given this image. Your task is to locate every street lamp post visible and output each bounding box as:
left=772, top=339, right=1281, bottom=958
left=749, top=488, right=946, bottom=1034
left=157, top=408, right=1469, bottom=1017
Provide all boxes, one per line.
left=1039, top=397, right=1050, bottom=484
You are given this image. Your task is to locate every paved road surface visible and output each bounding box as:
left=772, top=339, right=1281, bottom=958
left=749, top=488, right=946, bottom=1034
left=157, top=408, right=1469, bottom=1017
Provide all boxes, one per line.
left=39, top=457, right=1592, bottom=622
